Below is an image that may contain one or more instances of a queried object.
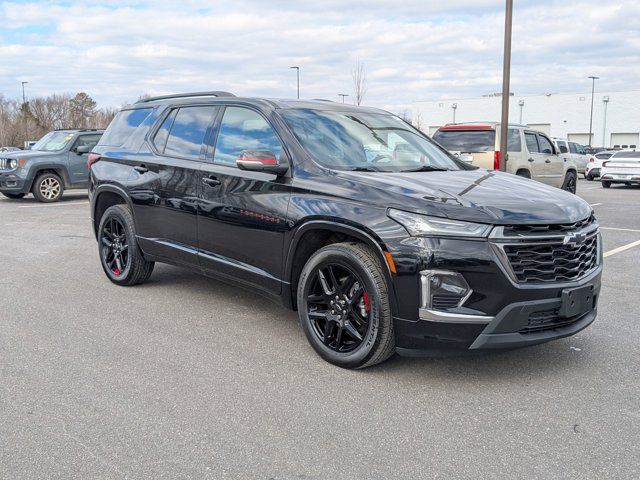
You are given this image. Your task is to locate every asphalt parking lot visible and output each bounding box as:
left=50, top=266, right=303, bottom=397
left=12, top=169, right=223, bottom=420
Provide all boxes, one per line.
left=1, top=179, right=639, bottom=479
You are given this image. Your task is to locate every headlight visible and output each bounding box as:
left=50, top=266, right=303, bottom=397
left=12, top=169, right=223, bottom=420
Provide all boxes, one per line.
left=8, top=159, right=18, bottom=169
left=388, top=208, right=491, bottom=238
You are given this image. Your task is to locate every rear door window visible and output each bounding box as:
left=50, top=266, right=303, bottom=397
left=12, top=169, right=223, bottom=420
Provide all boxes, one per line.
left=162, top=106, right=218, bottom=160
left=99, top=108, right=153, bottom=146
left=569, top=142, right=578, bottom=154
left=213, top=107, right=283, bottom=166
left=525, top=132, right=539, bottom=153
left=432, top=130, right=496, bottom=152
left=557, top=141, right=568, bottom=153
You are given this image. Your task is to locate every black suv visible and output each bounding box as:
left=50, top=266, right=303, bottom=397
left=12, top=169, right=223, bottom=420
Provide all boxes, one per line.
left=89, top=92, right=602, bottom=368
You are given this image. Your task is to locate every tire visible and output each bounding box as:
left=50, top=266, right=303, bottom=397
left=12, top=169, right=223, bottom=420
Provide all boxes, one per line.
left=32, top=172, right=64, bottom=203
left=602, top=181, right=611, bottom=189
left=515, top=170, right=531, bottom=179
left=1, top=192, right=26, bottom=199
left=586, top=173, right=594, bottom=181
left=98, top=204, right=154, bottom=286
left=562, top=171, right=577, bottom=194
left=297, top=242, right=395, bottom=369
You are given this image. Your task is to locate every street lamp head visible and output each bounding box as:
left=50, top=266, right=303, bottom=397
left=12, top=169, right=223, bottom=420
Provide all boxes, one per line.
left=451, top=103, right=457, bottom=109
left=290, top=66, right=299, bottom=70
left=518, top=99, right=525, bottom=106
left=588, top=76, right=599, bottom=80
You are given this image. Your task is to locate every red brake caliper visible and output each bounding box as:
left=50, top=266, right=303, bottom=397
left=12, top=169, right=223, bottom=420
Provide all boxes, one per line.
left=362, top=292, right=371, bottom=314
left=113, top=268, right=121, bottom=275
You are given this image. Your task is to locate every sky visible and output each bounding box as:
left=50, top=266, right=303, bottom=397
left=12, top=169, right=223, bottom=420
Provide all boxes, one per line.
left=1, top=0, right=639, bottom=113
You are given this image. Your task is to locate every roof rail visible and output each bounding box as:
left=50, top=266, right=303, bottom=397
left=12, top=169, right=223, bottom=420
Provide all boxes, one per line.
left=53, top=128, right=103, bottom=132
left=136, top=91, right=236, bottom=103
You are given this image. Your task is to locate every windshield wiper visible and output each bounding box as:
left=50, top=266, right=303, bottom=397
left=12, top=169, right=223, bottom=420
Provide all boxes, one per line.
left=349, top=166, right=381, bottom=172
left=400, top=165, right=449, bottom=172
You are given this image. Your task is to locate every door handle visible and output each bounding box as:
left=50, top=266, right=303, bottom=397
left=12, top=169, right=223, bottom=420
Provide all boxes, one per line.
left=133, top=165, right=148, bottom=173
left=202, top=176, right=221, bottom=187
left=545, top=159, right=551, bottom=163
left=528, top=158, right=535, bottom=162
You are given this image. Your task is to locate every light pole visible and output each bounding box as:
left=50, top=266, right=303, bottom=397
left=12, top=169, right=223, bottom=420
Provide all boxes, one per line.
left=338, top=94, right=348, bottom=103
left=290, top=66, right=300, bottom=99
left=21, top=81, right=29, bottom=146
left=498, top=0, right=513, bottom=172
left=602, top=96, right=609, bottom=148
left=451, top=103, right=457, bottom=123
left=588, top=75, right=599, bottom=147
left=518, top=99, right=525, bottom=124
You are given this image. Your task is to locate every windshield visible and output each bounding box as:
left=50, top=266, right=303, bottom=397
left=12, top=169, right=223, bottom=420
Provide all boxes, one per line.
left=431, top=130, right=496, bottom=152
left=280, top=109, right=466, bottom=172
left=32, top=131, right=75, bottom=152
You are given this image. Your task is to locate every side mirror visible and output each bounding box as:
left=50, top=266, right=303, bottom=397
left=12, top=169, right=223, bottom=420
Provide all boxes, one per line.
left=75, top=145, right=91, bottom=154
left=236, top=150, right=288, bottom=176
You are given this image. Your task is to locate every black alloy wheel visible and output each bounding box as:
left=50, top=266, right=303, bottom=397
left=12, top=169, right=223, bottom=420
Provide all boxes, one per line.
left=297, top=242, right=395, bottom=369
left=562, top=171, right=577, bottom=194
left=307, top=263, right=371, bottom=353
left=97, top=204, right=154, bottom=286
left=101, top=216, right=130, bottom=279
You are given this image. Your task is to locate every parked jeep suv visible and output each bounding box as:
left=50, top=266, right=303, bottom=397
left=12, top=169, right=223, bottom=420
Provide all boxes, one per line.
left=89, top=92, right=601, bottom=368
left=0, top=129, right=103, bottom=202
left=432, top=123, right=578, bottom=192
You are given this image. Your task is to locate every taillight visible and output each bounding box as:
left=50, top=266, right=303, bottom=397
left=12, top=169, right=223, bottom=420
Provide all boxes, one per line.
left=602, top=161, right=608, bottom=167
left=493, top=151, right=500, bottom=170
left=87, top=153, right=101, bottom=169
left=589, top=156, right=595, bottom=163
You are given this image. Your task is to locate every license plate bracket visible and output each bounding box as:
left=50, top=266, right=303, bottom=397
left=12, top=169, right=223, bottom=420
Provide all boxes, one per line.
left=559, top=284, right=595, bottom=318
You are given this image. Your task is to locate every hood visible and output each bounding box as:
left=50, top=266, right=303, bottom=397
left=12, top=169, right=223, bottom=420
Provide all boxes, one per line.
left=337, top=169, right=592, bottom=225
left=1, top=149, right=59, bottom=160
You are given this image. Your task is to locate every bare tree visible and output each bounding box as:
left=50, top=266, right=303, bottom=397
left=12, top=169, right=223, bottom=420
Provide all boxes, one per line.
left=352, top=59, right=368, bottom=106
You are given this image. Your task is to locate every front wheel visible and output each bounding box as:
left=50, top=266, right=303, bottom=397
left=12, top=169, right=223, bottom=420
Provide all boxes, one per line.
left=602, top=181, right=611, bottom=189
left=1, top=192, right=26, bottom=199
left=98, top=204, right=154, bottom=286
left=297, top=242, right=395, bottom=369
left=562, top=171, right=577, bottom=194
left=32, top=173, right=64, bottom=202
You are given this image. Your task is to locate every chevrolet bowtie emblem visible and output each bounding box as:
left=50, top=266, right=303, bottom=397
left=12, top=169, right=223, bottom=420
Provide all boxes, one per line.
left=563, top=232, right=586, bottom=248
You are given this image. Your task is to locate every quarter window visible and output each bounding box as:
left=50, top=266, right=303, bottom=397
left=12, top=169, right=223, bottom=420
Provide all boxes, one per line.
left=213, top=107, right=283, bottom=166
left=163, top=106, right=217, bottom=160
left=507, top=129, right=522, bottom=152
left=525, top=132, right=539, bottom=153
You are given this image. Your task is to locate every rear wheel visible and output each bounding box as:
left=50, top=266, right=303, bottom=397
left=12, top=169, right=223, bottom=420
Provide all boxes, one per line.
left=515, top=169, right=531, bottom=179
left=562, top=171, right=577, bottom=194
left=586, top=172, right=595, bottom=181
left=1, top=192, right=26, bottom=199
left=98, top=204, right=154, bottom=286
left=602, top=181, right=611, bottom=189
left=297, top=242, right=395, bottom=369
left=32, top=173, right=64, bottom=203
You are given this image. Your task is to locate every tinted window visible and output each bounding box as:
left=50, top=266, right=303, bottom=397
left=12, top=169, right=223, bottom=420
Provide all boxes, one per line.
left=213, top=107, right=282, bottom=166
left=432, top=130, right=495, bottom=152
left=577, top=144, right=586, bottom=154
left=538, top=135, right=554, bottom=154
left=557, top=141, right=568, bottom=153
left=525, top=132, right=539, bottom=153
left=153, top=109, right=177, bottom=153
left=507, top=129, right=521, bottom=152
left=612, top=151, right=640, bottom=159
left=164, top=106, right=217, bottom=160
left=595, top=152, right=613, bottom=159
left=99, top=108, right=153, bottom=146
left=569, top=142, right=578, bottom=153
left=74, top=134, right=102, bottom=151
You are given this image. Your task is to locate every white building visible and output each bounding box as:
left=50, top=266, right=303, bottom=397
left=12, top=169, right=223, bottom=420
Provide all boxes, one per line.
left=413, top=90, right=640, bottom=149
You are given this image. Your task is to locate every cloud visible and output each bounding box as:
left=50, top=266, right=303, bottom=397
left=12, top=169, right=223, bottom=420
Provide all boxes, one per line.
left=0, top=0, right=638, bottom=114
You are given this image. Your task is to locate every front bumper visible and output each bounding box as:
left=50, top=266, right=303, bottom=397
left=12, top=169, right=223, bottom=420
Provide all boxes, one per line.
left=0, top=171, right=30, bottom=194
left=387, top=226, right=602, bottom=355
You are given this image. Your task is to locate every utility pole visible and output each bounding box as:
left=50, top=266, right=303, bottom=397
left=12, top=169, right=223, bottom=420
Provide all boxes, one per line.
left=290, top=66, right=300, bottom=99
left=338, top=94, right=348, bottom=103
left=602, top=96, right=609, bottom=147
left=588, top=76, right=599, bottom=147
left=498, top=0, right=513, bottom=172
left=451, top=103, right=457, bottom=123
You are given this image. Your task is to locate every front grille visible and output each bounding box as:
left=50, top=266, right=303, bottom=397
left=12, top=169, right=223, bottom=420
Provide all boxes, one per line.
left=520, top=308, right=584, bottom=334
left=502, top=214, right=595, bottom=237
left=432, top=293, right=462, bottom=310
left=503, top=233, right=598, bottom=283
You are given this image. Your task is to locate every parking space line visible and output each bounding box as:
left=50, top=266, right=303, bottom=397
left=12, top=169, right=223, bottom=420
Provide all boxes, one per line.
left=600, top=227, right=640, bottom=233
left=589, top=203, right=602, bottom=207
left=604, top=240, right=640, bottom=258
left=17, top=201, right=88, bottom=209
